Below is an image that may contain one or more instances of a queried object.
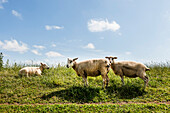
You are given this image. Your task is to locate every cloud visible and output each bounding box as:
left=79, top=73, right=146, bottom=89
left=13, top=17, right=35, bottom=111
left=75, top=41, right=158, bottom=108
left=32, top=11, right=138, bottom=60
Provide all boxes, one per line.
left=45, top=51, right=63, bottom=57
left=84, top=43, right=95, bottom=49
left=33, top=45, right=45, bottom=50
left=0, top=39, right=29, bottom=53
left=45, top=25, right=63, bottom=30
left=51, top=44, right=56, bottom=47
left=1, top=0, right=8, bottom=3
left=0, top=0, right=8, bottom=9
left=12, top=10, right=22, bottom=20
left=88, top=19, right=120, bottom=32
left=125, top=52, right=131, bottom=55
left=31, top=50, right=41, bottom=55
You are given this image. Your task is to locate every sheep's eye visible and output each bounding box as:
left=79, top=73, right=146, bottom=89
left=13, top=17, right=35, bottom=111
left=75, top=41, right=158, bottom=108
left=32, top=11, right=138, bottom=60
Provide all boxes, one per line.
left=70, top=61, right=72, bottom=63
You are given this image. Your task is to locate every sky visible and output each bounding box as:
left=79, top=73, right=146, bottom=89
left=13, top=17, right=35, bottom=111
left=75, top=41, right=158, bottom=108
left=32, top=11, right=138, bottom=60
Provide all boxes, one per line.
left=0, top=0, right=170, bottom=65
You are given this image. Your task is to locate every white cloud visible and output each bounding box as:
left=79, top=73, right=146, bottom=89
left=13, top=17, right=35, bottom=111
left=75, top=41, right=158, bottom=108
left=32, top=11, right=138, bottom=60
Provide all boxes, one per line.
left=12, top=10, right=22, bottom=20
left=31, top=50, right=41, bottom=55
left=45, top=25, right=63, bottom=30
left=125, top=52, right=131, bottom=55
left=84, top=43, right=95, bottom=49
left=51, top=44, right=56, bottom=47
left=0, top=39, right=29, bottom=53
left=33, top=45, right=45, bottom=50
left=1, top=0, right=8, bottom=3
left=0, top=0, right=8, bottom=9
left=88, top=19, right=120, bottom=32
left=45, top=51, right=63, bottom=57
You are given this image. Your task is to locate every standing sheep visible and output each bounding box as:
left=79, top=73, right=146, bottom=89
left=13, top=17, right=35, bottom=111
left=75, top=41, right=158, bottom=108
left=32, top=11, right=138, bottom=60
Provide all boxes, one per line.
left=19, top=63, right=49, bottom=77
left=66, top=58, right=110, bottom=88
left=105, top=56, right=150, bottom=88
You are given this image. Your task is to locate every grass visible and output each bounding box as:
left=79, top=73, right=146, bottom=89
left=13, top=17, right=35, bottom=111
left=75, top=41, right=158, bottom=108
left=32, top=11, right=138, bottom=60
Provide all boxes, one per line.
left=0, top=104, right=169, bottom=113
left=0, top=62, right=169, bottom=112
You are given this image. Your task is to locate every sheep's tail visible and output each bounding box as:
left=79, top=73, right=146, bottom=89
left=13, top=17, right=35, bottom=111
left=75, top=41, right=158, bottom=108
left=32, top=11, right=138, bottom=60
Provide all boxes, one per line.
left=145, top=68, right=150, bottom=71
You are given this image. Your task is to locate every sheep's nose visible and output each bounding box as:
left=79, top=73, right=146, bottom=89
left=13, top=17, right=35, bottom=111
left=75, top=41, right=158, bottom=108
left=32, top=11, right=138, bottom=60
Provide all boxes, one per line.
left=47, top=67, right=49, bottom=69
left=66, top=65, right=69, bottom=68
left=106, top=65, right=110, bottom=68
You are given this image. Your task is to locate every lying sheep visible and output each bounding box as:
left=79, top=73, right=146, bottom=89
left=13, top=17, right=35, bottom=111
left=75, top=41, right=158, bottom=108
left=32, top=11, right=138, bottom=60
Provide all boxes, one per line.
left=66, top=58, right=110, bottom=88
left=19, top=63, right=49, bottom=77
left=105, top=56, right=150, bottom=88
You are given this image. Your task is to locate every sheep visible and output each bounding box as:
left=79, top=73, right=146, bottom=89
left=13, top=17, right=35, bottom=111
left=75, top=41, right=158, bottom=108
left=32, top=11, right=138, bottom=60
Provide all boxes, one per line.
left=66, top=57, right=111, bottom=88
left=19, top=63, right=49, bottom=77
left=105, top=56, right=150, bottom=88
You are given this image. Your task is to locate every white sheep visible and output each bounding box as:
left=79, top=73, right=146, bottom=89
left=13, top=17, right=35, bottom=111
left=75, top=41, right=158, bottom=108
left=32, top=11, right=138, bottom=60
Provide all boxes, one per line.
left=66, top=58, right=111, bottom=88
left=19, top=63, right=49, bottom=77
left=105, top=56, right=150, bottom=88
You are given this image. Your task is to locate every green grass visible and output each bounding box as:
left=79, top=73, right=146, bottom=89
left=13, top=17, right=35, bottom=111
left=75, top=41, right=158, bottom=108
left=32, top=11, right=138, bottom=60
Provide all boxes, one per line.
left=0, top=64, right=169, bottom=104
left=0, top=104, right=169, bottom=113
left=0, top=63, right=169, bottom=112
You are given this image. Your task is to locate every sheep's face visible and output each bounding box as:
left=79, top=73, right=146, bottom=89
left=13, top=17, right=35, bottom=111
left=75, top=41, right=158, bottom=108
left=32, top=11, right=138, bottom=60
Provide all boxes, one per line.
left=105, top=56, right=117, bottom=64
left=40, top=63, right=50, bottom=69
left=66, top=58, right=78, bottom=68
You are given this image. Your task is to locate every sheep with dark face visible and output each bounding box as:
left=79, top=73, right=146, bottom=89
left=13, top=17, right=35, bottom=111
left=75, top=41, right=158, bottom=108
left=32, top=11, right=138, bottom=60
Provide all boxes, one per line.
left=66, top=58, right=110, bottom=88
left=19, top=63, right=49, bottom=77
left=105, top=56, right=150, bottom=88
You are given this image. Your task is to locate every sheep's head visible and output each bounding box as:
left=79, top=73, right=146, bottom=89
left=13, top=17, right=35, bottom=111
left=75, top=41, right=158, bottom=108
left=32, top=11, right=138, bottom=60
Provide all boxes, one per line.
left=66, top=58, right=78, bottom=68
left=105, top=56, right=117, bottom=63
left=40, top=63, right=49, bottom=70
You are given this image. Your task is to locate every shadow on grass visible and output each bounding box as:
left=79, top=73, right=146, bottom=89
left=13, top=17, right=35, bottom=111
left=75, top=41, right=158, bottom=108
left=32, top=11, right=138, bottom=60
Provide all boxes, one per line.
left=106, top=80, right=147, bottom=99
left=41, top=86, right=100, bottom=103
left=41, top=80, right=147, bottom=103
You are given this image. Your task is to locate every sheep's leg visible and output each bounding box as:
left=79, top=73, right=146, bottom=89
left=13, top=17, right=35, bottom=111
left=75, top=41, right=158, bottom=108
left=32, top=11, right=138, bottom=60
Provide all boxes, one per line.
left=82, top=71, right=88, bottom=87
left=85, top=77, right=88, bottom=86
left=106, top=74, right=109, bottom=88
left=139, top=72, right=149, bottom=89
left=82, top=76, right=88, bottom=87
left=26, top=72, right=29, bottom=77
left=82, top=77, right=88, bottom=86
left=120, top=75, right=124, bottom=86
left=101, top=75, right=106, bottom=88
left=143, top=76, right=149, bottom=89
left=145, top=76, right=149, bottom=86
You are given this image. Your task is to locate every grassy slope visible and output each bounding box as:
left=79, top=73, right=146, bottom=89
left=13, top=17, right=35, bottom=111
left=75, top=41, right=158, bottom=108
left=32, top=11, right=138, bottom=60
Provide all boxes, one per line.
left=0, top=64, right=169, bottom=112
left=0, top=64, right=169, bottom=104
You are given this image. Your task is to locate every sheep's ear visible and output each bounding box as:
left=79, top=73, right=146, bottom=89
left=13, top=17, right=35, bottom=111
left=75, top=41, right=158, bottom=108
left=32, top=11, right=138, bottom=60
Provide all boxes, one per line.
left=105, top=56, right=109, bottom=59
left=40, top=62, right=43, bottom=65
left=114, top=57, right=117, bottom=59
left=73, top=58, right=78, bottom=61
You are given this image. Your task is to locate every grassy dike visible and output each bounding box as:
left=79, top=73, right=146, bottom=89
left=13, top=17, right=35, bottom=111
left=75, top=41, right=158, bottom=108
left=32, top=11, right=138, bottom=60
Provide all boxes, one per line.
left=0, top=63, right=169, bottom=112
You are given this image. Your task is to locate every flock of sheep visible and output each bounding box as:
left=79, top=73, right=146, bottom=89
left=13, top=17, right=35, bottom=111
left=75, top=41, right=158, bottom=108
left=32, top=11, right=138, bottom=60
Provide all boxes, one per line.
left=19, top=56, right=150, bottom=89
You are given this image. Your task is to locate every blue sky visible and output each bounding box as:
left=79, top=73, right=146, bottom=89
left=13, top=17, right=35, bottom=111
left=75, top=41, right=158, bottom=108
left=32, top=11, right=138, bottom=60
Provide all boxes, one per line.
left=0, top=0, right=170, bottom=65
